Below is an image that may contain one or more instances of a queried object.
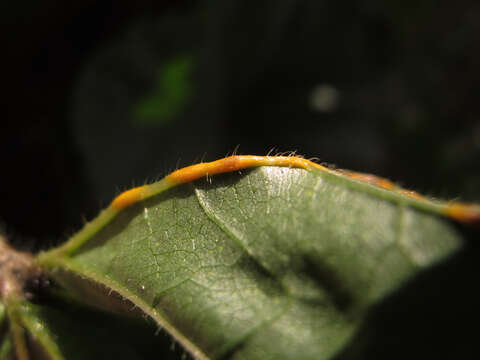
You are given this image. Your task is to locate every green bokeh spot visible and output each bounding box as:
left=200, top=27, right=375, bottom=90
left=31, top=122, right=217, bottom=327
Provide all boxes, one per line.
left=132, top=55, right=194, bottom=127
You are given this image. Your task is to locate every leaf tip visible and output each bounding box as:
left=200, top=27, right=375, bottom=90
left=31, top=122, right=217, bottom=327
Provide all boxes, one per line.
left=444, top=202, right=480, bottom=224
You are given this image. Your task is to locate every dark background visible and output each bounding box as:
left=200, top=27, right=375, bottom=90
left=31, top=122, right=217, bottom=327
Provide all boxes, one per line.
left=2, top=1, right=480, bottom=358
left=2, top=1, right=480, bottom=247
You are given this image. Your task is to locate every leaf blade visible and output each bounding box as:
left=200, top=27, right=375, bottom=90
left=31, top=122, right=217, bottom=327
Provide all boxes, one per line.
left=37, top=157, right=470, bottom=359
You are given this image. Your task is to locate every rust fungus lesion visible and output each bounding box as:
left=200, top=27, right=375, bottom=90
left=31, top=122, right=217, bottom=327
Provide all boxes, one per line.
left=336, top=169, right=427, bottom=201
left=166, top=155, right=327, bottom=185
left=106, top=154, right=479, bottom=225
left=111, top=185, right=148, bottom=211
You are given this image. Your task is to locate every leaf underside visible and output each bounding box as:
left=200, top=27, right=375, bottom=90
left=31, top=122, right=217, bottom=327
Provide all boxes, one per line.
left=38, top=166, right=463, bottom=359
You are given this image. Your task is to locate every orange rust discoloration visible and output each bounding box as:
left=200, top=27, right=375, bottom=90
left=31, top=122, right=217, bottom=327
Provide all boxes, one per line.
left=107, top=155, right=479, bottom=225
left=338, top=170, right=395, bottom=190
left=166, top=157, right=243, bottom=184
left=337, top=169, right=428, bottom=200
left=444, top=202, right=480, bottom=224
left=108, top=156, right=328, bottom=211
left=166, top=155, right=326, bottom=185
left=111, top=185, right=148, bottom=210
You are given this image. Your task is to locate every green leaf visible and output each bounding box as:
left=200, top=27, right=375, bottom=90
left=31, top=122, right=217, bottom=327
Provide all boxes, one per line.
left=0, top=333, right=14, bottom=360
left=10, top=297, right=185, bottom=360
left=0, top=301, right=5, bottom=325
left=0, top=302, right=15, bottom=360
left=37, top=162, right=468, bottom=359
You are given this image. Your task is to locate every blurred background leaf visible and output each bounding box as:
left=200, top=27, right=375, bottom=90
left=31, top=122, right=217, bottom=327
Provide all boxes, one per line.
left=132, top=55, right=194, bottom=127
left=14, top=297, right=188, bottom=360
